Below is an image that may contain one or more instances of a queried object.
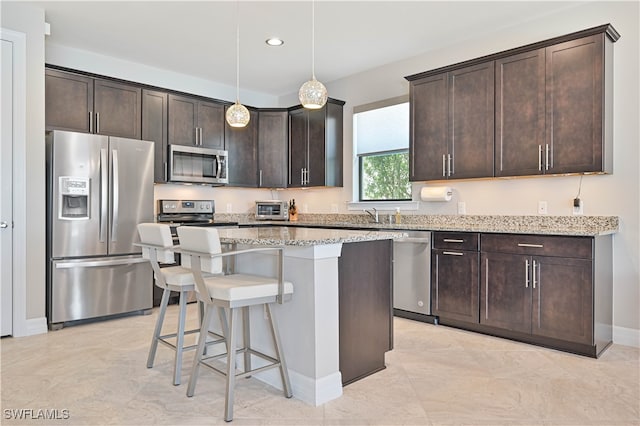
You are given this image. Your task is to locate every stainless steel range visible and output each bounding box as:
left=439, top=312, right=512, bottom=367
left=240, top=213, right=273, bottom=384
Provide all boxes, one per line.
left=157, top=199, right=238, bottom=240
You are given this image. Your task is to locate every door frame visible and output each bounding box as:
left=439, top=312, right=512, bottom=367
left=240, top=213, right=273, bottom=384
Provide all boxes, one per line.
left=1, top=28, right=28, bottom=336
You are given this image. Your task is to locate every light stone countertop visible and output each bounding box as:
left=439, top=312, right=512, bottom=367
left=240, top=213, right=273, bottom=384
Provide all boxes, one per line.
left=216, top=226, right=406, bottom=246
left=215, top=214, right=618, bottom=237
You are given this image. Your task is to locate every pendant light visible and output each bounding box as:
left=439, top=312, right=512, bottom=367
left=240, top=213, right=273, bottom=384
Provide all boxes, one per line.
left=226, top=1, right=250, bottom=128
left=298, top=0, right=328, bottom=109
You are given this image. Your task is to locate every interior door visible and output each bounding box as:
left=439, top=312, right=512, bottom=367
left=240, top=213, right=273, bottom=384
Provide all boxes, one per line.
left=1, top=38, right=13, bottom=336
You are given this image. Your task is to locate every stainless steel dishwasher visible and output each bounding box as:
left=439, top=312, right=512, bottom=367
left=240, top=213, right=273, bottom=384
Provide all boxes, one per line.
left=393, top=230, right=433, bottom=321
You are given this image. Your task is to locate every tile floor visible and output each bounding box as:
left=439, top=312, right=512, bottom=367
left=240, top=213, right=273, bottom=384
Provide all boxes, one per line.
left=1, top=304, right=639, bottom=425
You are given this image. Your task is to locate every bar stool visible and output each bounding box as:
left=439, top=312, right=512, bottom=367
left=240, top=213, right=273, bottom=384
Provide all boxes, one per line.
left=136, top=223, right=224, bottom=386
left=177, top=226, right=293, bottom=422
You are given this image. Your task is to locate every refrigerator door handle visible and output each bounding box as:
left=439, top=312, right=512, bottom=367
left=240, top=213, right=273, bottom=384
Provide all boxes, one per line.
left=55, top=257, right=148, bottom=269
left=111, top=149, right=119, bottom=242
left=100, top=148, right=108, bottom=242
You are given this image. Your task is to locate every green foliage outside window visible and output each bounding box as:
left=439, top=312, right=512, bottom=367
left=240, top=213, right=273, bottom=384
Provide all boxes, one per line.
left=360, top=151, right=411, bottom=201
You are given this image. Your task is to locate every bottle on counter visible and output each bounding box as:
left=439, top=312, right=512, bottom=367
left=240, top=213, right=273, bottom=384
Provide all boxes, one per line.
left=395, top=208, right=401, bottom=224
left=289, top=199, right=298, bottom=222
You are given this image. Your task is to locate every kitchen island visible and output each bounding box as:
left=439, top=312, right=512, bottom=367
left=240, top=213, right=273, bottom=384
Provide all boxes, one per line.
left=212, top=226, right=404, bottom=406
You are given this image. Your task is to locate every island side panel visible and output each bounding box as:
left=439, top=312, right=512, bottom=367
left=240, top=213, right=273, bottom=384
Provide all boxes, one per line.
left=338, top=239, right=393, bottom=385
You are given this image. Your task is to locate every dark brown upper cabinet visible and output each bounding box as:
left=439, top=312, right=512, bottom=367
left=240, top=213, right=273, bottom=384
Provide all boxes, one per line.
left=141, top=89, right=168, bottom=183
left=168, top=94, right=225, bottom=150
left=407, top=24, right=619, bottom=181
left=225, top=107, right=259, bottom=187
left=288, top=99, right=344, bottom=188
left=258, top=109, right=289, bottom=188
left=46, top=68, right=142, bottom=139
left=409, top=61, right=494, bottom=181
left=495, top=49, right=546, bottom=177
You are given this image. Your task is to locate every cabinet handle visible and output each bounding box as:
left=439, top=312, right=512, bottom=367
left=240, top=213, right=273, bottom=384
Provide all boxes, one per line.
left=525, top=259, right=530, bottom=288
left=538, top=145, right=542, bottom=171
left=259, top=170, right=263, bottom=187
left=300, top=168, right=304, bottom=185
left=306, top=169, right=310, bottom=184
left=164, top=162, right=167, bottom=181
left=200, top=127, right=204, bottom=146
left=443, top=251, right=463, bottom=256
left=545, top=144, right=550, bottom=171
left=443, top=239, right=464, bottom=243
left=96, top=112, right=100, bottom=134
left=89, top=111, right=93, bottom=133
left=447, top=153, right=452, bottom=177
left=442, top=154, right=446, bottom=177
left=517, top=243, right=543, bottom=248
left=532, top=259, right=538, bottom=289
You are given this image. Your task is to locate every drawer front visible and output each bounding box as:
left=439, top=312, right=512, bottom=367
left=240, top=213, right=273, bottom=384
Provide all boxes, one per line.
left=481, top=233, right=593, bottom=259
left=432, top=232, right=479, bottom=251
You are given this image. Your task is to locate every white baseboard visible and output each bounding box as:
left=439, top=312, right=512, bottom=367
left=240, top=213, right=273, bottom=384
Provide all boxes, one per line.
left=25, top=317, right=48, bottom=336
left=255, top=368, right=342, bottom=406
left=613, top=325, right=640, bottom=348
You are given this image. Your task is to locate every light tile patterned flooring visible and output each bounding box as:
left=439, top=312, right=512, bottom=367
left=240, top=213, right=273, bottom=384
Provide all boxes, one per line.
left=1, top=304, right=639, bottom=425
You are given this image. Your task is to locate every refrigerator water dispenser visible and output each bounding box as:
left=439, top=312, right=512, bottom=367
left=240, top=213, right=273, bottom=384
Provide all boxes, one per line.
left=59, top=176, right=90, bottom=220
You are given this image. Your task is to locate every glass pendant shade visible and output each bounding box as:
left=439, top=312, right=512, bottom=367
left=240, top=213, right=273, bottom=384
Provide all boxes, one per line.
left=226, top=101, right=250, bottom=127
left=299, top=77, right=328, bottom=109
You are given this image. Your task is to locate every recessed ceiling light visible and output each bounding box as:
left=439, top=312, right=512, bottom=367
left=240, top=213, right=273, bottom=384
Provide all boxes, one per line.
left=266, top=38, right=284, bottom=46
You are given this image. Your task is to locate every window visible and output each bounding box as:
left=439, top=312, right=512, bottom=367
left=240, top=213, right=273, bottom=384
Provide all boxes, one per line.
left=354, top=99, right=410, bottom=201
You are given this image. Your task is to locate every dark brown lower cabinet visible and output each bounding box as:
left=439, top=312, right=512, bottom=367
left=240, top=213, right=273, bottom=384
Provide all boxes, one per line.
left=479, top=233, right=611, bottom=357
left=431, top=249, right=479, bottom=324
left=338, top=239, right=393, bottom=385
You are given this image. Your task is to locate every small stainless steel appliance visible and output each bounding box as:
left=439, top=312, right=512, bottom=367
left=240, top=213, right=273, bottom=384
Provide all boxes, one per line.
left=255, top=200, right=289, bottom=220
left=168, top=145, right=228, bottom=185
left=393, top=230, right=433, bottom=321
left=46, top=130, right=154, bottom=329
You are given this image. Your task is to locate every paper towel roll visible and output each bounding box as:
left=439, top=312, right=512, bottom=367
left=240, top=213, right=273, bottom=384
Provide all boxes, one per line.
left=420, top=186, right=453, bottom=202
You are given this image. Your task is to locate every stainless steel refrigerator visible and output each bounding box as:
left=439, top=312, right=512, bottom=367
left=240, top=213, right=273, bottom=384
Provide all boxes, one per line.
left=46, top=130, right=154, bottom=329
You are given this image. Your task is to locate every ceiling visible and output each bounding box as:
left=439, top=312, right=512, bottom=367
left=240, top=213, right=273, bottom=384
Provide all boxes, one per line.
left=25, top=1, right=585, bottom=97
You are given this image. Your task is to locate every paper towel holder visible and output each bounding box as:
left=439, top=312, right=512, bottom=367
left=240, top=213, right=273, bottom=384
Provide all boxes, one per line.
left=420, top=186, right=453, bottom=202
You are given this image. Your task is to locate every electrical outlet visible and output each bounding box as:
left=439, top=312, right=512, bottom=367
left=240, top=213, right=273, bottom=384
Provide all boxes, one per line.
left=457, top=201, right=466, bottom=215
left=226, top=203, right=232, bottom=213
left=538, top=201, right=548, bottom=215
left=573, top=198, right=584, bottom=215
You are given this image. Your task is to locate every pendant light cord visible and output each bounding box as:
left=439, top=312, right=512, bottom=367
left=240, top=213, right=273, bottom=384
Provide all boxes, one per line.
left=235, top=0, right=240, bottom=102
left=311, top=0, right=316, bottom=80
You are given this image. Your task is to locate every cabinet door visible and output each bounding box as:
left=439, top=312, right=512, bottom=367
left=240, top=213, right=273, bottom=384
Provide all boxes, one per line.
left=142, top=89, right=168, bottom=183
left=307, top=108, right=327, bottom=187
left=45, top=69, right=93, bottom=133
left=546, top=34, right=604, bottom=174
left=93, top=79, right=141, bottom=139
left=409, top=74, right=448, bottom=181
left=258, top=110, right=288, bottom=188
left=532, top=256, right=593, bottom=345
left=198, top=101, right=225, bottom=149
left=226, top=108, right=258, bottom=187
left=431, top=249, right=479, bottom=324
left=480, top=252, right=532, bottom=333
left=448, top=62, right=494, bottom=179
left=288, top=108, right=307, bottom=187
left=495, top=49, right=546, bottom=177
left=168, top=94, right=197, bottom=146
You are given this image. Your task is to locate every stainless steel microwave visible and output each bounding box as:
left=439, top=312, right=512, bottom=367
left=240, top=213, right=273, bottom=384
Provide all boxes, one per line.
left=168, top=145, right=228, bottom=185
left=255, top=200, right=289, bottom=220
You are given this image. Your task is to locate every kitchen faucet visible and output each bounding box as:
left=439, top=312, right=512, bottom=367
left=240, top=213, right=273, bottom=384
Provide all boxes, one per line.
left=364, top=207, right=379, bottom=223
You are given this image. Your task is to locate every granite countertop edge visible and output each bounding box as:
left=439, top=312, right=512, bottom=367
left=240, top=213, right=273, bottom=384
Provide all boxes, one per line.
left=218, top=214, right=619, bottom=237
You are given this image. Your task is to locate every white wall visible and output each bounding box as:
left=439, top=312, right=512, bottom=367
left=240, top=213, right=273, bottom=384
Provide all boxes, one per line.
left=1, top=2, right=46, bottom=322
left=4, top=1, right=638, bottom=341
